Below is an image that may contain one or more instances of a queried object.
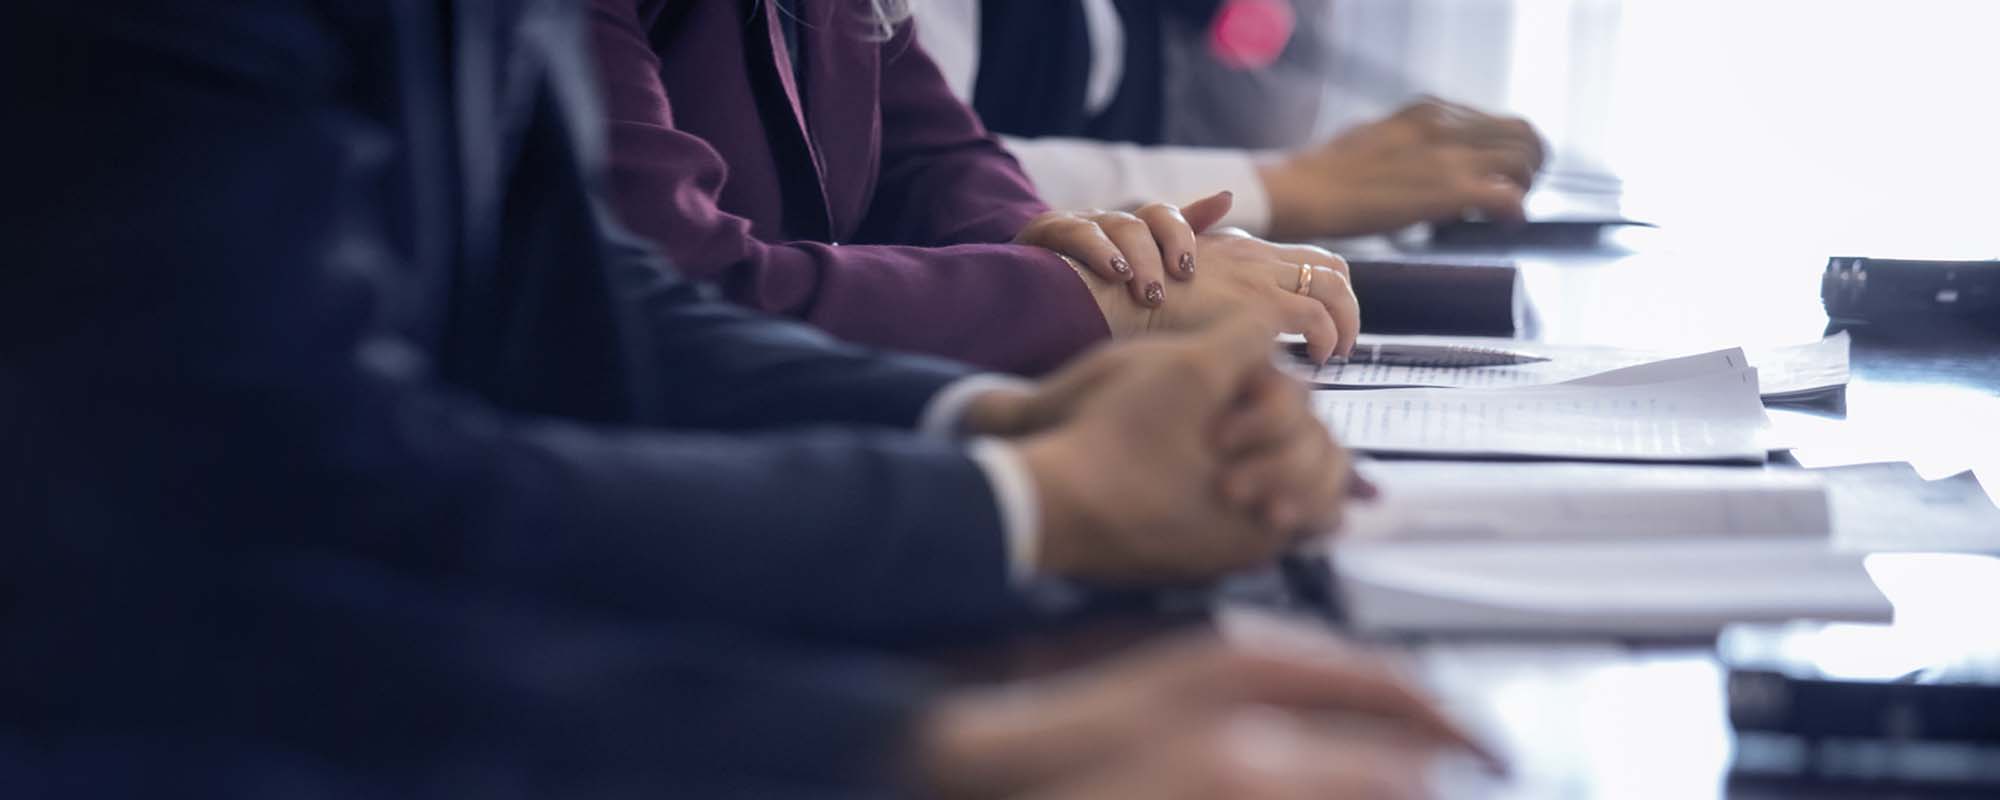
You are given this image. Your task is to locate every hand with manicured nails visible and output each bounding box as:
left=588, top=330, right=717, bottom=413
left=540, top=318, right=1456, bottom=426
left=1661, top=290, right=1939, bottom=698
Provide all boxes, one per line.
left=987, top=316, right=1351, bottom=583
left=1046, top=228, right=1360, bottom=367
left=1257, top=97, right=1548, bottom=240
left=913, top=633, right=1503, bottom=799
left=1160, top=229, right=1360, bottom=366
left=1015, top=191, right=1236, bottom=313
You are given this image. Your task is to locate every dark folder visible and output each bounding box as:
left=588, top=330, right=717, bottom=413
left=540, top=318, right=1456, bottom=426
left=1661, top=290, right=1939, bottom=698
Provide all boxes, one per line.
left=1345, top=258, right=1524, bottom=336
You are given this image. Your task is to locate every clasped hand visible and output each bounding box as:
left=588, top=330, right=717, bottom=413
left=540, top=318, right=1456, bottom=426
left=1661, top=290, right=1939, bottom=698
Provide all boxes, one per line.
left=963, top=315, right=1358, bottom=583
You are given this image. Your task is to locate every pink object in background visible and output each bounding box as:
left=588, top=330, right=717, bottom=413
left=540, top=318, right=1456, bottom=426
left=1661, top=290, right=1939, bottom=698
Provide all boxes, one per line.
left=1208, top=0, right=1296, bottom=70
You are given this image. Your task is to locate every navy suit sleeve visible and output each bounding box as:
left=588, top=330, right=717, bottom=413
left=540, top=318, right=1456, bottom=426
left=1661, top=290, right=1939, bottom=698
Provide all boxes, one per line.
left=4, top=553, right=939, bottom=796
left=596, top=225, right=982, bottom=433
left=6, top=3, right=1027, bottom=647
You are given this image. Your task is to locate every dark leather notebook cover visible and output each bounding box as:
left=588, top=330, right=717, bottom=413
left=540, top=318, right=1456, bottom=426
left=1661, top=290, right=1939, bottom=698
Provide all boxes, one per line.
left=1346, top=258, right=1522, bottom=336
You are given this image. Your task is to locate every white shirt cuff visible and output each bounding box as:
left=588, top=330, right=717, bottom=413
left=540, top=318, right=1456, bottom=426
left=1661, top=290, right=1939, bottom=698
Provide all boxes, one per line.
left=966, top=438, right=1041, bottom=582
left=917, top=374, right=1036, bottom=439
left=1002, top=136, right=1275, bottom=236
left=919, top=376, right=1043, bottom=581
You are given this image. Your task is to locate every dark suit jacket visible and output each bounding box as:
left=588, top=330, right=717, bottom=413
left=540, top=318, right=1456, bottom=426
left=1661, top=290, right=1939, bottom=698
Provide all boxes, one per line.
left=4, top=554, right=933, bottom=797
left=3, top=0, right=1041, bottom=792
left=590, top=0, right=1110, bottom=375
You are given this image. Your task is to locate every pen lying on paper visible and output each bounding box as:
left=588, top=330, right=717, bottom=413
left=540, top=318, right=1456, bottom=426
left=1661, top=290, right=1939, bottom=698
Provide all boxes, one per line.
left=1287, top=341, right=1551, bottom=370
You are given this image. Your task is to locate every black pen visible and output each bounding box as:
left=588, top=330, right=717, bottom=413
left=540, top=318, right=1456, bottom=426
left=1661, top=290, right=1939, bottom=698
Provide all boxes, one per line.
left=1290, top=341, right=1550, bottom=371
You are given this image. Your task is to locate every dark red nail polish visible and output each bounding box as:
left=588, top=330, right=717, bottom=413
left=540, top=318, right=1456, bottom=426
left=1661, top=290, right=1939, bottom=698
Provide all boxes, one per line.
left=1179, top=252, right=1195, bottom=275
left=1110, top=257, right=1131, bottom=276
left=1144, top=281, right=1164, bottom=306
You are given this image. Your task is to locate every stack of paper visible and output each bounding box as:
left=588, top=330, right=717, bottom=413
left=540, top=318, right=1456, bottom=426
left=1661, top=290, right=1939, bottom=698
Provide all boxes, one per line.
left=1325, top=459, right=1886, bottom=636
left=1340, top=461, right=1830, bottom=542
left=1288, top=332, right=1850, bottom=402
left=1330, top=538, right=1891, bottom=637
left=1820, top=462, right=2000, bottom=553
left=1313, top=349, right=1774, bottom=463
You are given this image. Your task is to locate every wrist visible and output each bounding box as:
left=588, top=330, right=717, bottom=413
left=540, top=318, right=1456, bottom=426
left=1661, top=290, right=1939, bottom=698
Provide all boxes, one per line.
left=958, top=387, right=1033, bottom=437
left=1051, top=249, right=1154, bottom=337
left=1016, top=434, right=1099, bottom=577
left=1256, top=157, right=1323, bottom=241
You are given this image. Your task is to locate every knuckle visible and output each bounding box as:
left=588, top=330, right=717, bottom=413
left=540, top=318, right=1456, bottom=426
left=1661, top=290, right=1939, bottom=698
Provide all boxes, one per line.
left=1322, top=253, right=1351, bottom=277
left=1096, top=211, right=1147, bottom=232
left=1411, top=103, right=1449, bottom=127
left=1403, top=98, right=1446, bottom=117
left=1055, top=216, right=1101, bottom=236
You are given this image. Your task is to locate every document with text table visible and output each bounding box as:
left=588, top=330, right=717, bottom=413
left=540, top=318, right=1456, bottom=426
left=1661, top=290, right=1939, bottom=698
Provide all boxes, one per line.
left=1313, top=366, right=1774, bottom=463
left=1286, top=332, right=1849, bottom=402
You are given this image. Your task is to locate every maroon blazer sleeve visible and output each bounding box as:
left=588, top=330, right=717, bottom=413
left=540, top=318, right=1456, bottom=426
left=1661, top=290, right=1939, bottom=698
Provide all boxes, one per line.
left=586, top=0, right=1108, bottom=375
left=851, top=21, right=1046, bottom=247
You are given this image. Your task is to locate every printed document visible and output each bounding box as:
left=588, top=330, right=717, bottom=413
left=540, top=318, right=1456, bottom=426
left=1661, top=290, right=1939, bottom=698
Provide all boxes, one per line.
left=1313, top=367, right=1772, bottom=462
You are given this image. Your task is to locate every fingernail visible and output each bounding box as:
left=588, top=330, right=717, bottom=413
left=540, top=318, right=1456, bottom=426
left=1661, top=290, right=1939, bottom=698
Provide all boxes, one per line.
left=1350, top=475, right=1379, bottom=500
left=1144, top=281, right=1164, bottom=306
left=1110, top=257, right=1131, bottom=276
left=1219, top=190, right=1234, bottom=201
left=1179, top=251, right=1195, bottom=276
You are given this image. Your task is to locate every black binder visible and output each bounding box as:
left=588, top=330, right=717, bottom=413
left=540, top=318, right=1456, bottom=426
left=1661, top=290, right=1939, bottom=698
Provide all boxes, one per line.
left=1345, top=258, right=1524, bottom=336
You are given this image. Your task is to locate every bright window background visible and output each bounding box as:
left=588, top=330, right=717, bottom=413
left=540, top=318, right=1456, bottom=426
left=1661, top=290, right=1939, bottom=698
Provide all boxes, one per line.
left=1318, top=0, right=2000, bottom=257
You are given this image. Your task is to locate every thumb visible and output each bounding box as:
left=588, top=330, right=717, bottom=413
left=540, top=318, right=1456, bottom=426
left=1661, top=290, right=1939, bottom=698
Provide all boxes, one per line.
left=1180, top=190, right=1235, bottom=233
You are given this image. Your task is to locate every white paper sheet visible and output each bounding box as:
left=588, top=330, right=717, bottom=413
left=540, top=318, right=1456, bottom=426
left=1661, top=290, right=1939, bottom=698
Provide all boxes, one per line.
left=1287, top=332, right=1849, bottom=401
left=1313, top=367, right=1772, bottom=462
left=1330, top=538, right=1891, bottom=636
left=1821, top=462, right=2000, bottom=553
left=1557, top=348, right=1748, bottom=387
left=1341, top=461, right=1829, bottom=542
